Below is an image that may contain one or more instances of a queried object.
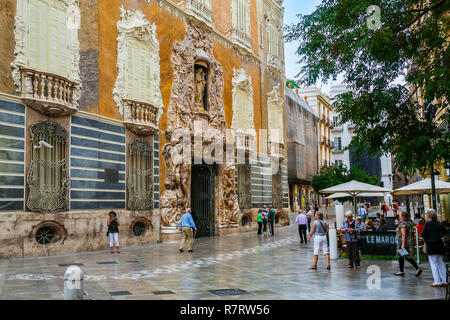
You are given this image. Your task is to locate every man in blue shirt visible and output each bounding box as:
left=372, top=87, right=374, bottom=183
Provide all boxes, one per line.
left=178, top=208, right=197, bottom=253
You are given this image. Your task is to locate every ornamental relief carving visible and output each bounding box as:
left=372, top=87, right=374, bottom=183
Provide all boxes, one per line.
left=161, top=22, right=239, bottom=230
left=113, top=6, right=164, bottom=126
left=267, top=85, right=285, bottom=145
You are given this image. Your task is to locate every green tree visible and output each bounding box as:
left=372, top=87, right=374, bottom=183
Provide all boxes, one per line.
left=311, top=164, right=379, bottom=200
left=285, top=0, right=450, bottom=174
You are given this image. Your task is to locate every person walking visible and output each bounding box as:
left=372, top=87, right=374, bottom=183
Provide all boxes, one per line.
left=314, top=202, right=319, bottom=214
left=308, top=212, right=330, bottom=270
left=358, top=204, right=367, bottom=222
left=178, top=208, right=197, bottom=253
left=394, top=211, right=422, bottom=277
left=107, top=211, right=120, bottom=253
left=340, top=211, right=363, bottom=269
left=306, top=206, right=313, bottom=234
left=257, top=209, right=264, bottom=235
left=268, top=205, right=276, bottom=236
left=295, top=209, right=308, bottom=244
left=421, top=209, right=447, bottom=287
left=262, top=205, right=268, bottom=234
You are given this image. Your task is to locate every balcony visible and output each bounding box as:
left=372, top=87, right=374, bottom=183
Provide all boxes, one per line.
left=348, top=123, right=357, bottom=130
left=19, top=67, right=79, bottom=117
left=235, top=132, right=256, bottom=152
left=332, top=124, right=343, bottom=131
left=333, top=147, right=344, bottom=153
left=267, top=53, right=282, bottom=73
left=186, top=0, right=212, bottom=27
left=123, top=99, right=159, bottom=136
left=231, top=28, right=252, bottom=52
left=268, top=141, right=285, bottom=159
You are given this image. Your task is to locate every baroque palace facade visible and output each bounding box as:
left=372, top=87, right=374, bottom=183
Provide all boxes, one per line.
left=0, top=0, right=289, bottom=258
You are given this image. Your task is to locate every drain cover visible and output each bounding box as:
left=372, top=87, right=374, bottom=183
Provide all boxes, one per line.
left=208, top=289, right=252, bottom=296
left=109, top=291, right=132, bottom=296
left=58, top=263, right=84, bottom=267
left=96, top=261, right=118, bottom=265
left=153, top=290, right=175, bottom=295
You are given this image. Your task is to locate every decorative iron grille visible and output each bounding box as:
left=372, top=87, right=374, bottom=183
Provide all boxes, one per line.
left=35, top=226, right=55, bottom=244
left=27, top=120, right=69, bottom=212
left=127, top=139, right=153, bottom=211
left=133, top=221, right=147, bottom=237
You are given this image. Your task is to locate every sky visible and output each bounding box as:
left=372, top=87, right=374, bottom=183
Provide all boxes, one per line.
left=283, top=0, right=340, bottom=95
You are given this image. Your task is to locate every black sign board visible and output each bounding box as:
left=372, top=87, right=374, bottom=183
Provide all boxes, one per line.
left=359, top=231, right=397, bottom=256
left=104, top=168, right=119, bottom=183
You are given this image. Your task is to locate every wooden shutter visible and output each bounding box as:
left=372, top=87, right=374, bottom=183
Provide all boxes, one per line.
left=27, top=0, right=39, bottom=68
left=49, top=6, right=59, bottom=74
left=38, top=0, right=48, bottom=71
left=145, top=48, right=152, bottom=102
left=59, top=8, right=69, bottom=77
left=126, top=41, right=134, bottom=100
left=138, top=45, right=145, bottom=102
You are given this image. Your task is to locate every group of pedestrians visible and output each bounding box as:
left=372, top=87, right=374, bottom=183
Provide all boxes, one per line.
left=106, top=204, right=448, bottom=288
left=257, top=205, right=276, bottom=236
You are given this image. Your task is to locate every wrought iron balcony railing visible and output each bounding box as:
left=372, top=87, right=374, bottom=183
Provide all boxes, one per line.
left=19, top=67, right=79, bottom=117
left=123, top=99, right=159, bottom=136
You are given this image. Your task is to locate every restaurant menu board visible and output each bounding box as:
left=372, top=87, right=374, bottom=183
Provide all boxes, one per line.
left=359, top=231, right=397, bottom=256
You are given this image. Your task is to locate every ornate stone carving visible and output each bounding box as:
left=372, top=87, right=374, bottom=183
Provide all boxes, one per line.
left=194, top=67, right=207, bottom=112
left=161, top=22, right=231, bottom=230
left=113, top=6, right=163, bottom=130
left=267, top=85, right=285, bottom=158
left=220, top=163, right=240, bottom=227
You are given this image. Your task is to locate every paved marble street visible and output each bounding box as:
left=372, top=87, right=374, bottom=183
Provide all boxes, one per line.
left=0, top=213, right=446, bottom=300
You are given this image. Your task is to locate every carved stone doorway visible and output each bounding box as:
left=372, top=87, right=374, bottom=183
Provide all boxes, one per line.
left=191, top=164, right=215, bottom=238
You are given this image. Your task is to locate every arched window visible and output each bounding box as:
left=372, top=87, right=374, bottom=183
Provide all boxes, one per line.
left=127, top=139, right=153, bottom=211
left=27, top=120, right=69, bottom=212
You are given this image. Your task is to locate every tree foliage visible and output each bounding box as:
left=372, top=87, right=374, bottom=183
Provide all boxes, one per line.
left=285, top=0, right=450, bottom=174
left=311, top=164, right=379, bottom=198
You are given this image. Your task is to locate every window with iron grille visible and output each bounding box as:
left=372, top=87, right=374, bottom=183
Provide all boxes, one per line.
left=127, top=139, right=153, bottom=211
left=27, top=120, right=69, bottom=212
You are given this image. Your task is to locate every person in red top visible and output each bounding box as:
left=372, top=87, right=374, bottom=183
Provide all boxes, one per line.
left=416, top=219, right=425, bottom=234
left=391, top=200, right=399, bottom=217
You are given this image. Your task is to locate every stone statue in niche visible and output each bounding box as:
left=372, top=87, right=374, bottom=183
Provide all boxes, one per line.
left=194, top=65, right=207, bottom=112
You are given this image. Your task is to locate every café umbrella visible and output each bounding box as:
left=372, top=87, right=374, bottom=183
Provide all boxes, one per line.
left=392, top=178, right=450, bottom=196
left=320, top=180, right=391, bottom=216
left=325, top=192, right=386, bottom=199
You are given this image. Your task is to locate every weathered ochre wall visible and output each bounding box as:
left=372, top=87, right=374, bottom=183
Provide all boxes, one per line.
left=0, top=0, right=16, bottom=95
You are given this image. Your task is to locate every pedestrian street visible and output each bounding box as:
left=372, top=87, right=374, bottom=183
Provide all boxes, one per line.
left=0, top=214, right=446, bottom=300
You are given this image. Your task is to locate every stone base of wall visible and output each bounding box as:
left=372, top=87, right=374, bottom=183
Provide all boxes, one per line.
left=0, top=209, right=160, bottom=259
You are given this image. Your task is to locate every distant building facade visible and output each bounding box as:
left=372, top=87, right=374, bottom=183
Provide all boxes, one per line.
left=285, top=87, right=318, bottom=211
left=329, top=85, right=393, bottom=204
